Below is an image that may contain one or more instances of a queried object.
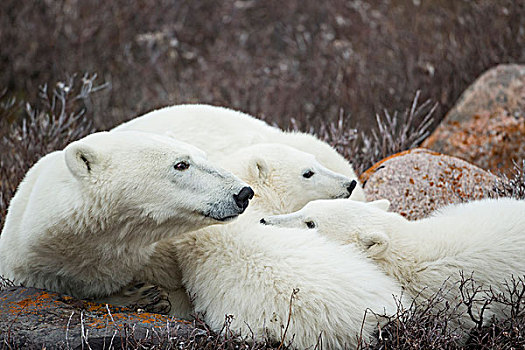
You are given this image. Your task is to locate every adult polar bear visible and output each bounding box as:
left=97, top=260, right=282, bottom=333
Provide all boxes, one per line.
left=0, top=131, right=252, bottom=304
left=262, top=197, right=525, bottom=330
left=112, top=104, right=366, bottom=201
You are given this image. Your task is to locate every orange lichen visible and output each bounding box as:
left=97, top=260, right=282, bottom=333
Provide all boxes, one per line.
left=362, top=146, right=498, bottom=221
left=1, top=288, right=190, bottom=333
left=423, top=110, right=525, bottom=176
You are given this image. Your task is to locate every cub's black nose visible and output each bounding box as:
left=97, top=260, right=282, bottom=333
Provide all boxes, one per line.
left=234, top=186, right=254, bottom=211
left=347, top=180, right=357, bottom=196
left=260, top=218, right=267, bottom=225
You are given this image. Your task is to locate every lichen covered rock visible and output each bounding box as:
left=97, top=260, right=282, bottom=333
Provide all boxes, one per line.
left=0, top=286, right=198, bottom=349
left=361, top=148, right=498, bottom=220
left=423, top=64, right=525, bottom=176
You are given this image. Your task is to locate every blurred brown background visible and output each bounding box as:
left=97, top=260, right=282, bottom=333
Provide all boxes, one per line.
left=2, top=0, right=523, bottom=132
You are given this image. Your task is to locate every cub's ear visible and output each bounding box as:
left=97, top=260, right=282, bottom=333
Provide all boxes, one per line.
left=368, top=199, right=390, bottom=211
left=64, top=142, right=101, bottom=179
left=248, top=157, right=270, bottom=181
left=358, top=231, right=389, bottom=257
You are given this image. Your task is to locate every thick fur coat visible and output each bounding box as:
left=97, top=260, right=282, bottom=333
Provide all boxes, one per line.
left=0, top=131, right=250, bottom=301
left=263, top=197, right=525, bottom=329
left=112, top=104, right=366, bottom=201
left=174, top=221, right=404, bottom=349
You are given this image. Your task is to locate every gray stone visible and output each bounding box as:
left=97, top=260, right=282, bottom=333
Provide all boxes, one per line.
left=0, top=286, right=201, bottom=349
left=361, top=148, right=498, bottom=220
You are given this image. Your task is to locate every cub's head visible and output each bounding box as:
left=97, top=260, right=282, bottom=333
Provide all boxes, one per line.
left=64, top=131, right=253, bottom=233
left=223, top=144, right=357, bottom=213
left=261, top=198, right=396, bottom=257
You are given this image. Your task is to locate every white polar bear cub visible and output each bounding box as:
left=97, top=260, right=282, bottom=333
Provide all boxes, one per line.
left=112, top=104, right=366, bottom=201
left=262, top=198, right=525, bottom=329
left=173, top=222, right=404, bottom=350
left=218, top=143, right=357, bottom=214
left=0, top=131, right=252, bottom=302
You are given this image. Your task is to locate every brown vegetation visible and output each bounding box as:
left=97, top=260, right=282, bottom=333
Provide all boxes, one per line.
left=1, top=0, right=524, bottom=131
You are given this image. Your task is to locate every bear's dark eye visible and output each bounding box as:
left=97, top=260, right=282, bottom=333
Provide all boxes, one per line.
left=174, top=161, right=190, bottom=171
left=303, top=170, right=315, bottom=178
left=305, top=221, right=316, bottom=229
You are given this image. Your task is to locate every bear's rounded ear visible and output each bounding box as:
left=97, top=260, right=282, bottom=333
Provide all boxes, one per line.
left=249, top=157, right=270, bottom=181
left=64, top=142, right=100, bottom=179
left=358, top=231, right=389, bottom=258
left=368, top=199, right=390, bottom=211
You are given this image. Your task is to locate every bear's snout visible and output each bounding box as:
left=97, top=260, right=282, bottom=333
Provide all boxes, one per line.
left=234, top=186, right=254, bottom=212
left=346, top=180, right=357, bottom=197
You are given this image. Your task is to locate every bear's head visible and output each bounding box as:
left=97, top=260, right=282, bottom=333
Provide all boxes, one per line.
left=279, top=131, right=366, bottom=202
left=222, top=144, right=356, bottom=213
left=64, top=131, right=253, bottom=238
left=261, top=198, right=399, bottom=258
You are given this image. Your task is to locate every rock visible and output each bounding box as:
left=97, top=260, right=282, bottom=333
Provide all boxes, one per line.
left=0, top=286, right=201, bottom=349
left=423, top=64, right=525, bottom=176
left=361, top=148, right=498, bottom=220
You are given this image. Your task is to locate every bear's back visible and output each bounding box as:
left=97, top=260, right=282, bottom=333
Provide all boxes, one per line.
left=113, top=104, right=280, bottom=158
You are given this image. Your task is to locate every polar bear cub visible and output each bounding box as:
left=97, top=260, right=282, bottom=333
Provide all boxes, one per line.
left=262, top=198, right=525, bottom=329
left=112, top=104, right=366, bottom=201
left=219, top=143, right=357, bottom=214
left=173, top=221, right=404, bottom=350
left=0, top=131, right=252, bottom=303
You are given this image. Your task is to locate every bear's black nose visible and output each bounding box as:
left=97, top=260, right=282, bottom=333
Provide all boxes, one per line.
left=234, top=186, right=254, bottom=211
left=347, top=180, right=357, bottom=196
left=260, top=218, right=267, bottom=225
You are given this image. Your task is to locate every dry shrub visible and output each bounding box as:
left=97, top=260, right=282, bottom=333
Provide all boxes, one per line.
left=1, top=0, right=523, bottom=132
left=0, top=74, right=105, bottom=229
left=367, top=274, right=525, bottom=350
left=304, top=91, right=437, bottom=175
left=0, top=276, right=14, bottom=292
left=492, top=160, right=525, bottom=200
left=464, top=276, right=525, bottom=349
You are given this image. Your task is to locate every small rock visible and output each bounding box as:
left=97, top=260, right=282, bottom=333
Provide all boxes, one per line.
left=361, top=148, right=498, bottom=220
left=0, top=286, right=198, bottom=349
left=423, top=64, right=525, bottom=176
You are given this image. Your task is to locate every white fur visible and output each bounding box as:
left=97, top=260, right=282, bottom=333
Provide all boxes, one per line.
left=173, top=221, right=403, bottom=349
left=0, top=131, right=250, bottom=300
left=218, top=143, right=355, bottom=213
left=263, top=198, right=525, bottom=329
left=112, top=104, right=366, bottom=201
left=136, top=145, right=403, bottom=349
left=136, top=143, right=356, bottom=318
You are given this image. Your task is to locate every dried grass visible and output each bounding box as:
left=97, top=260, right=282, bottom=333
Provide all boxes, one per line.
left=1, top=0, right=523, bottom=131
left=492, top=160, right=525, bottom=200
left=0, top=74, right=105, bottom=228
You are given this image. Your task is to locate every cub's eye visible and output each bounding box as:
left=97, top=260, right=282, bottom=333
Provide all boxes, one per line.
left=174, top=161, right=190, bottom=171
left=305, top=221, right=316, bottom=229
left=303, top=170, right=315, bottom=178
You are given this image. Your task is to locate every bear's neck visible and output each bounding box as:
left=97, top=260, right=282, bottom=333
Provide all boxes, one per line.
left=29, top=204, right=185, bottom=298
left=248, top=183, right=290, bottom=216
left=375, top=214, right=467, bottom=297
